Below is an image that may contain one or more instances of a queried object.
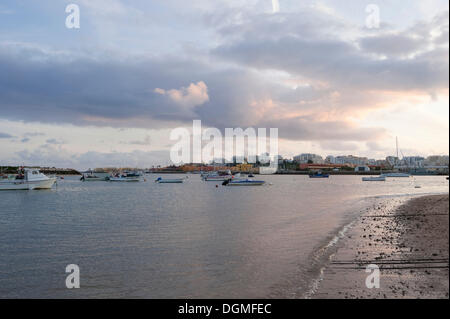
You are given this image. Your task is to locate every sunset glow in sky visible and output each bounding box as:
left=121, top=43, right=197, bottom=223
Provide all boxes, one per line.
left=0, top=0, right=448, bottom=169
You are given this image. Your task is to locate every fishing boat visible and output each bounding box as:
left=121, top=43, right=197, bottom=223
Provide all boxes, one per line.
left=309, top=171, right=329, bottom=178
left=0, top=168, right=57, bottom=190
left=155, top=177, right=184, bottom=183
left=80, top=170, right=110, bottom=181
left=222, top=178, right=265, bottom=186
left=362, top=176, right=386, bottom=181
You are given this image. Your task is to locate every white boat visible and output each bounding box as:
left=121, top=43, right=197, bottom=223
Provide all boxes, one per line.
left=381, top=172, right=411, bottom=178
left=202, top=170, right=233, bottom=181
left=362, top=176, right=386, bottom=181
left=80, top=171, right=110, bottom=181
left=0, top=168, right=57, bottom=190
left=204, top=175, right=233, bottom=181
left=222, top=178, right=265, bottom=186
left=155, top=177, right=184, bottom=183
left=109, top=174, right=141, bottom=182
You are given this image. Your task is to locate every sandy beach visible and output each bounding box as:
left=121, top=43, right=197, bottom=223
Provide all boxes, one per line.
left=312, top=194, right=449, bottom=299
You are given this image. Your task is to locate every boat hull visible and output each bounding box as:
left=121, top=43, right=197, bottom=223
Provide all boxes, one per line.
left=109, top=177, right=141, bottom=182
left=203, top=176, right=233, bottom=181
left=225, top=179, right=265, bottom=186
left=156, top=180, right=184, bottom=183
left=362, top=177, right=386, bottom=181
left=381, top=173, right=411, bottom=178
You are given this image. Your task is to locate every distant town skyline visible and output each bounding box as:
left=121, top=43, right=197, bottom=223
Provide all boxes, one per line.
left=0, top=0, right=449, bottom=170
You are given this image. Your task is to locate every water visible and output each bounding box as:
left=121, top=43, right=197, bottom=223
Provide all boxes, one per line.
left=0, top=175, right=448, bottom=298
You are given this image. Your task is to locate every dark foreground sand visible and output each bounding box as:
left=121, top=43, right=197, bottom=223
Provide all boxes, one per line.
left=313, top=194, right=449, bottom=299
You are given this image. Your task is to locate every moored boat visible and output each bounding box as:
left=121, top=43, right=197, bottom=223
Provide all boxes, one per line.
left=222, top=178, right=265, bottom=186
left=0, top=168, right=57, bottom=190
left=202, top=170, right=233, bottom=181
left=309, top=171, right=329, bottom=178
left=381, top=172, right=411, bottom=178
left=80, top=170, right=110, bottom=181
left=362, top=176, right=386, bottom=181
left=109, top=172, right=141, bottom=182
left=155, top=177, right=184, bottom=183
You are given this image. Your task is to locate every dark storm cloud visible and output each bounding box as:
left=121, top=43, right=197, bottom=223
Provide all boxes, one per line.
left=1, top=8, right=447, bottom=145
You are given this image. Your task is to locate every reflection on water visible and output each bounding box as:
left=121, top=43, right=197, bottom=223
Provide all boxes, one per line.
left=0, top=175, right=448, bottom=298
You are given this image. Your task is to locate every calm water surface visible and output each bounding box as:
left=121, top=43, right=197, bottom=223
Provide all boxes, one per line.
left=0, top=175, right=448, bottom=298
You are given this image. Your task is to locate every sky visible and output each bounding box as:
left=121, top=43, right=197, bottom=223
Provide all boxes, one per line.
left=0, top=0, right=448, bottom=169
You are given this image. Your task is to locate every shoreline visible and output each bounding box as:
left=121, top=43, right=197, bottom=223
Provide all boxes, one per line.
left=312, top=194, right=449, bottom=299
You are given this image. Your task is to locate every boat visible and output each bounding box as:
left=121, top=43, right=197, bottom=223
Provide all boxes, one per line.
left=362, top=176, right=386, bottom=181
left=0, top=168, right=57, bottom=190
left=309, top=171, right=329, bottom=178
left=155, top=177, right=184, bottom=183
left=80, top=169, right=111, bottom=181
left=202, top=170, right=233, bottom=181
left=109, top=172, right=141, bottom=182
left=222, top=178, right=265, bottom=186
left=380, top=172, right=411, bottom=178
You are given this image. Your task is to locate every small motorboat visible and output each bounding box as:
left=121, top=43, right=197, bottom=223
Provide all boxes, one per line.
left=80, top=170, right=110, bottom=181
left=222, top=178, right=265, bottom=186
left=362, top=176, right=386, bottom=181
left=309, top=171, right=329, bottom=178
left=109, top=173, right=141, bottom=182
left=203, top=170, right=233, bottom=181
left=155, top=177, right=184, bottom=183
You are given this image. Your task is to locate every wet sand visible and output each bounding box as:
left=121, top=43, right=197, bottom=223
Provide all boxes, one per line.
left=313, top=194, right=449, bottom=299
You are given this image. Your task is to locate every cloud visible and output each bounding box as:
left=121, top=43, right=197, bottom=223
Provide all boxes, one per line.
left=24, top=132, right=45, bottom=137
left=0, top=4, right=447, bottom=161
left=154, top=81, right=209, bottom=109
left=320, top=141, right=359, bottom=151
left=260, top=116, right=387, bottom=142
left=121, top=135, right=151, bottom=145
left=366, top=141, right=385, bottom=152
left=0, top=132, right=14, bottom=138
left=45, top=138, right=65, bottom=145
left=213, top=10, right=449, bottom=92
